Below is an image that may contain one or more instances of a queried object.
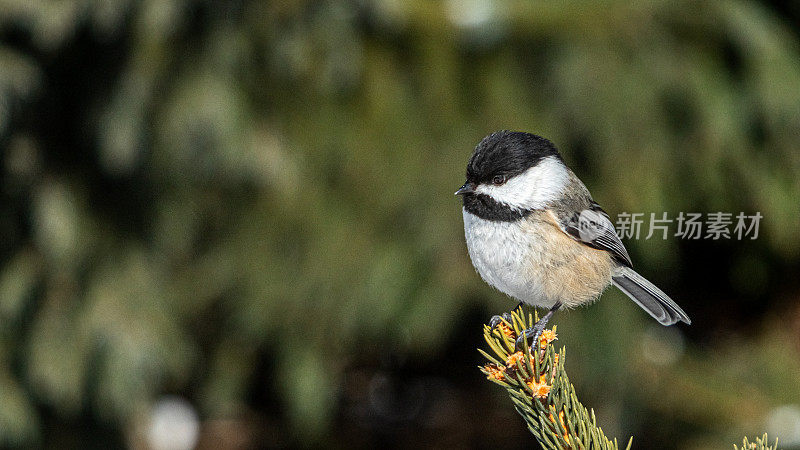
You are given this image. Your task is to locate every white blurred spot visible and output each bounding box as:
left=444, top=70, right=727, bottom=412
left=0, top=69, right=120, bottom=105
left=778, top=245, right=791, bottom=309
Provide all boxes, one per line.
left=640, top=324, right=685, bottom=366
left=445, top=0, right=496, bottom=29
left=766, top=404, right=800, bottom=446
left=147, top=396, right=200, bottom=450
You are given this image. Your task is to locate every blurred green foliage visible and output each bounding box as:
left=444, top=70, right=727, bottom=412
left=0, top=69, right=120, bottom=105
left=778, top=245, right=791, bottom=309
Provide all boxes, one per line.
left=1, top=0, right=800, bottom=448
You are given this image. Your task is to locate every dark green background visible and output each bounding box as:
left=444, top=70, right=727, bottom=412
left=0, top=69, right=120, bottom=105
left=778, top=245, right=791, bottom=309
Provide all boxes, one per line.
left=1, top=1, right=799, bottom=448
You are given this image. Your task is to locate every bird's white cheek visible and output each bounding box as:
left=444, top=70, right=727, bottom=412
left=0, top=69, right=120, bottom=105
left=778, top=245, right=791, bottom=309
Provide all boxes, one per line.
left=475, top=183, right=524, bottom=209
left=473, top=157, right=568, bottom=210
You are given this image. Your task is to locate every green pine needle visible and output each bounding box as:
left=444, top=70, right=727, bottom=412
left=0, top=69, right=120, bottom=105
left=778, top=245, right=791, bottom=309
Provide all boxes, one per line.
left=478, top=307, right=631, bottom=450
left=735, top=434, right=779, bottom=450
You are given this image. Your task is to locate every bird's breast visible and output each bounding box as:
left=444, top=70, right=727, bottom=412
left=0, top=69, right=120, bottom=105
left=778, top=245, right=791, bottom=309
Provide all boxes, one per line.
left=462, top=208, right=613, bottom=308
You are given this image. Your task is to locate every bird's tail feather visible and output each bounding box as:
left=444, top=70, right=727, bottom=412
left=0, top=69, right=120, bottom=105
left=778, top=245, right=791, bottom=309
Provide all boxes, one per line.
left=611, top=267, right=691, bottom=326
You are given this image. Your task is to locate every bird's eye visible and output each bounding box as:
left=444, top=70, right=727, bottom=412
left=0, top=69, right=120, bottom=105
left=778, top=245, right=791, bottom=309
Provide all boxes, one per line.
left=492, top=175, right=506, bottom=185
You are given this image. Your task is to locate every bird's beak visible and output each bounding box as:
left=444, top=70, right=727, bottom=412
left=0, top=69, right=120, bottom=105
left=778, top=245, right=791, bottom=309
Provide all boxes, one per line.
left=455, top=182, right=475, bottom=196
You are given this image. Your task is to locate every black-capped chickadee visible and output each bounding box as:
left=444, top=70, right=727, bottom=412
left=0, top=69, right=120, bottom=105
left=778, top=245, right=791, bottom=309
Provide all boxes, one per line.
left=456, top=131, right=690, bottom=349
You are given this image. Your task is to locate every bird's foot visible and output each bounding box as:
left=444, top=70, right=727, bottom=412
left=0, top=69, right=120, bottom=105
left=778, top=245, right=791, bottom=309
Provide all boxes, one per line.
left=514, top=301, right=561, bottom=352
left=514, top=318, right=550, bottom=352
left=489, top=312, right=513, bottom=331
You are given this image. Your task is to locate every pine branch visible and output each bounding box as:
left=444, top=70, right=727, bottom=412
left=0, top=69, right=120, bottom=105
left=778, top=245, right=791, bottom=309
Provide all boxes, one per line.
left=479, top=307, right=632, bottom=450
left=480, top=308, right=781, bottom=449
left=734, top=434, right=778, bottom=450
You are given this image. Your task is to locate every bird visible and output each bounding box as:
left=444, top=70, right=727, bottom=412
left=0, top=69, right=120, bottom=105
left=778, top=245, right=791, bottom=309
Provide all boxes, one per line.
left=456, top=131, right=690, bottom=350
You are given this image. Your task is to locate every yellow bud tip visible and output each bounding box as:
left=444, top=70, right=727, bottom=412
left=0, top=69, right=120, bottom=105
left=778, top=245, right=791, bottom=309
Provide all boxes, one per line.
left=527, top=374, right=552, bottom=399
left=483, top=363, right=506, bottom=381
left=505, top=351, right=524, bottom=367
left=539, top=329, right=558, bottom=349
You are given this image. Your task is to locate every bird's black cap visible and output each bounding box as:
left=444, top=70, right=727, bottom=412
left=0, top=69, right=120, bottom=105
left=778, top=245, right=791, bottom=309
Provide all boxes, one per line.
left=466, top=131, right=561, bottom=184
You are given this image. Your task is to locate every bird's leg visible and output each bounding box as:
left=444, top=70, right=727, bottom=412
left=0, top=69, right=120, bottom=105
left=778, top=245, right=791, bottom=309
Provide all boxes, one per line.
left=515, top=301, right=562, bottom=352
left=489, top=302, right=523, bottom=330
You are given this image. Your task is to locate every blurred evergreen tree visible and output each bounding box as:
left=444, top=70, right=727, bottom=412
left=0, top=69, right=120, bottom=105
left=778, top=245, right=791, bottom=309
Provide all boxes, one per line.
left=0, top=0, right=799, bottom=447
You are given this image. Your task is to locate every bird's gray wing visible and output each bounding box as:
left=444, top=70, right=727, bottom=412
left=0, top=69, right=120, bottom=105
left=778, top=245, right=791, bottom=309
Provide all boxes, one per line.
left=553, top=202, right=633, bottom=268
left=552, top=202, right=690, bottom=326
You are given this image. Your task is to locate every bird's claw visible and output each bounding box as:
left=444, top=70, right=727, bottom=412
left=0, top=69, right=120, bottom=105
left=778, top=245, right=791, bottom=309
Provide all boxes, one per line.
left=489, top=312, right=513, bottom=331
left=514, top=321, right=547, bottom=352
